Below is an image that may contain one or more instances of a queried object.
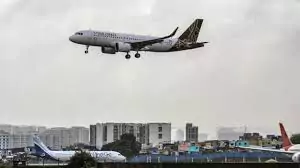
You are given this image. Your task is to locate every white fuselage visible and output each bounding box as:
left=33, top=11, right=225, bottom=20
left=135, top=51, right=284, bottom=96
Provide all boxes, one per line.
left=42, top=150, right=125, bottom=162
left=32, top=135, right=126, bottom=162
left=69, top=30, right=178, bottom=52
left=287, top=145, right=300, bottom=152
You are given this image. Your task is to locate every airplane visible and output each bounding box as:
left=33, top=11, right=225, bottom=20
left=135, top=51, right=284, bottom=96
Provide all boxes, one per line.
left=69, top=19, right=208, bottom=59
left=238, top=123, right=300, bottom=162
left=30, top=135, right=126, bottom=162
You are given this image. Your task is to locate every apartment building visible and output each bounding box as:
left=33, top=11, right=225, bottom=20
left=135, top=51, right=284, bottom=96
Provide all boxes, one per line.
left=90, top=122, right=171, bottom=149
left=0, top=130, right=9, bottom=149
left=185, top=123, right=198, bottom=142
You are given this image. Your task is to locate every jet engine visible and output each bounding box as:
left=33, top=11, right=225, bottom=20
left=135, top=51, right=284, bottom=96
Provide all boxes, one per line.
left=101, top=47, right=116, bottom=54
left=115, top=42, right=132, bottom=52
left=292, top=152, right=300, bottom=162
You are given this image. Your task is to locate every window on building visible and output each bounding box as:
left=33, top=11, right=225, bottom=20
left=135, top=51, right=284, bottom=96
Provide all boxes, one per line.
left=103, top=126, right=107, bottom=141
left=158, top=126, right=162, bottom=132
left=158, top=134, right=162, bottom=139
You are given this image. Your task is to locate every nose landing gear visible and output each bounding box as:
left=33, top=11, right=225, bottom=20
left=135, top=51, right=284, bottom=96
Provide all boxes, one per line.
left=85, top=45, right=89, bottom=54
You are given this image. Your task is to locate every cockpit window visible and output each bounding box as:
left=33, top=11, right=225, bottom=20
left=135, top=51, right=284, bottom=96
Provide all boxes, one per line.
left=75, top=32, right=83, bottom=35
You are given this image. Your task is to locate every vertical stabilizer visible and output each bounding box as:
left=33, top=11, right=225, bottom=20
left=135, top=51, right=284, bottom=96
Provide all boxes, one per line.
left=33, top=135, right=51, bottom=152
left=279, top=122, right=293, bottom=150
left=32, top=135, right=58, bottom=160
left=178, top=19, right=203, bottom=43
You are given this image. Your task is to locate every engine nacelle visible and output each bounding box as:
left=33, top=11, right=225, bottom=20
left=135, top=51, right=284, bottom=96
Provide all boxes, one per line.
left=115, top=42, right=132, bottom=52
left=101, top=47, right=116, bottom=54
left=292, top=152, right=300, bottom=162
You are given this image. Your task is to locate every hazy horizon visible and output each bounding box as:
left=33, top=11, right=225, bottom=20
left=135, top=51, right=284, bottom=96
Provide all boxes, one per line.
left=0, top=0, right=299, bottom=137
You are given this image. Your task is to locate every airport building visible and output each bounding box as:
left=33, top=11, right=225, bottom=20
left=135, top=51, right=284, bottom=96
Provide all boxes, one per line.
left=185, top=123, right=198, bottom=142
left=90, top=122, right=171, bottom=149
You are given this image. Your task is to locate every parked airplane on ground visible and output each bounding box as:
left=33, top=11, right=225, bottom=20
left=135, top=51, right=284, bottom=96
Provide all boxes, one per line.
left=239, top=123, right=300, bottom=162
left=30, top=136, right=126, bottom=162
left=69, top=19, right=208, bottom=59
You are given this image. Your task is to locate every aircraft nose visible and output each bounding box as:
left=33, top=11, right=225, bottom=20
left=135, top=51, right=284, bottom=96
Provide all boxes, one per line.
left=69, top=35, right=75, bottom=42
left=69, top=35, right=78, bottom=43
left=116, top=156, right=126, bottom=162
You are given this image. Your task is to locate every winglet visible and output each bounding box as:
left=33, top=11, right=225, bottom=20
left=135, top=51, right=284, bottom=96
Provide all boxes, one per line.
left=170, top=27, right=179, bottom=37
left=163, top=27, right=179, bottom=39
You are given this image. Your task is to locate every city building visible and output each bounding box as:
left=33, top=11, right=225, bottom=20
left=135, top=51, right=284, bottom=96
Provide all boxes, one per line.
left=0, top=130, right=9, bottom=149
left=185, top=123, right=198, bottom=142
left=39, top=126, right=89, bottom=150
left=0, top=124, right=90, bottom=149
left=148, top=123, right=171, bottom=146
left=0, top=124, right=46, bottom=134
left=261, top=134, right=282, bottom=147
left=70, top=127, right=89, bottom=145
left=9, top=134, right=34, bottom=148
left=0, top=124, right=47, bottom=149
left=90, top=122, right=171, bottom=149
left=239, top=132, right=263, bottom=146
left=90, top=125, right=97, bottom=146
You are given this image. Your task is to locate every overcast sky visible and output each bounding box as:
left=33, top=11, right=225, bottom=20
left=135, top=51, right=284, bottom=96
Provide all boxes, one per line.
left=0, top=0, right=299, bottom=137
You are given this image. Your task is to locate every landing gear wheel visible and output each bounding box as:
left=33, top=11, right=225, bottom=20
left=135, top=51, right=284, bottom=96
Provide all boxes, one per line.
left=125, top=54, right=131, bottom=59
left=135, top=53, right=141, bottom=58
left=85, top=45, right=89, bottom=54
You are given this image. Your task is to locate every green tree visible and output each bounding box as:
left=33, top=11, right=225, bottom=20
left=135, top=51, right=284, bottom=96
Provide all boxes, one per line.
left=290, top=134, right=300, bottom=144
left=67, top=150, right=96, bottom=168
left=101, top=133, right=141, bottom=159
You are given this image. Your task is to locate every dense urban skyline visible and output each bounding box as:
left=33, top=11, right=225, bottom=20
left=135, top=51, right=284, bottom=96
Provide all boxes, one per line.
left=0, top=123, right=292, bottom=140
left=0, top=0, right=299, bottom=136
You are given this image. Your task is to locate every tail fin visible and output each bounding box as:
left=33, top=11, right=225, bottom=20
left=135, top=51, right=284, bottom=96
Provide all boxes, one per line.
left=178, top=19, right=203, bottom=43
left=279, top=122, right=293, bottom=149
left=33, top=135, right=57, bottom=160
left=33, top=135, right=51, bottom=152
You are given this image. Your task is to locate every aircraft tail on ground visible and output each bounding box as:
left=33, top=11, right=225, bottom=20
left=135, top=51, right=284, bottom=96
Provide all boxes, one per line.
left=279, top=122, right=293, bottom=150
left=32, top=135, right=57, bottom=160
left=178, top=19, right=203, bottom=43
left=33, top=135, right=51, bottom=152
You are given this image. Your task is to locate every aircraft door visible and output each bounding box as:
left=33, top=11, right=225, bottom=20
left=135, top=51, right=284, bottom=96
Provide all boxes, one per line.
left=92, top=31, right=98, bottom=45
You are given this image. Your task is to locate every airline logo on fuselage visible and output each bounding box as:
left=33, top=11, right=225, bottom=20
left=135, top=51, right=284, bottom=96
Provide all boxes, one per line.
left=95, top=152, right=112, bottom=158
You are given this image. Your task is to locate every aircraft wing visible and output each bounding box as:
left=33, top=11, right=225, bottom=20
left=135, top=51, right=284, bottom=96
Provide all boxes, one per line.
left=239, top=145, right=296, bottom=154
left=128, top=27, right=179, bottom=50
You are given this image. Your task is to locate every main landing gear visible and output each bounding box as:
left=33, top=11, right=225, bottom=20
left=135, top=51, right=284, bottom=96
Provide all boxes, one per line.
left=125, top=53, right=131, bottom=59
left=84, top=45, right=89, bottom=54
left=135, top=52, right=141, bottom=58
left=125, top=52, right=141, bottom=59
